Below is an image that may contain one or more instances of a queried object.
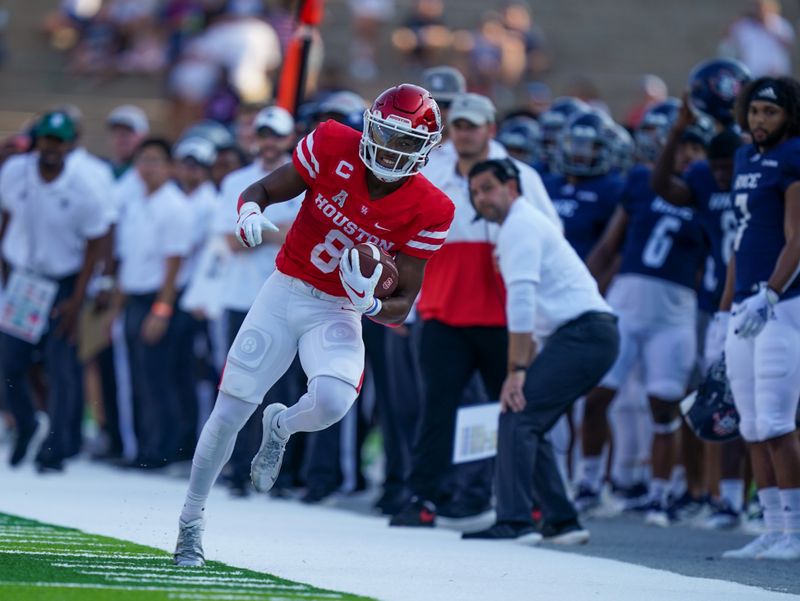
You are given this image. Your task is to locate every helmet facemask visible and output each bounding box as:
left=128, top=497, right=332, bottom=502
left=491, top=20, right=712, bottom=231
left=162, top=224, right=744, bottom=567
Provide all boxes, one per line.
left=359, top=109, right=441, bottom=182
left=559, top=125, right=611, bottom=176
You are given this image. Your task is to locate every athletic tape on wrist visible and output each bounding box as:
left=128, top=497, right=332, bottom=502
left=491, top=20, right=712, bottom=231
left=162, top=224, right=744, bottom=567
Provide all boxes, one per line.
left=364, top=298, right=382, bottom=317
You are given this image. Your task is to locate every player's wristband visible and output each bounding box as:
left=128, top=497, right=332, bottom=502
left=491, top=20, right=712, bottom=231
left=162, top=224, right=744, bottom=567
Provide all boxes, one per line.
left=150, top=301, right=174, bottom=318
left=364, top=298, right=382, bottom=317
left=509, top=363, right=528, bottom=373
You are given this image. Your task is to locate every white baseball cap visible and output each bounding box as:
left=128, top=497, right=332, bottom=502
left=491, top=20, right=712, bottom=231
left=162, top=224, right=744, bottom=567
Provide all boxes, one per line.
left=253, top=106, right=295, bottom=137
left=447, top=93, right=496, bottom=126
left=174, top=137, right=217, bottom=167
left=108, top=105, right=150, bottom=135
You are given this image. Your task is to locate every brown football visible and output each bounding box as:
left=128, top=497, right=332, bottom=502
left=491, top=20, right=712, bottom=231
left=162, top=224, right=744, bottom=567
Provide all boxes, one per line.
left=354, top=242, right=399, bottom=299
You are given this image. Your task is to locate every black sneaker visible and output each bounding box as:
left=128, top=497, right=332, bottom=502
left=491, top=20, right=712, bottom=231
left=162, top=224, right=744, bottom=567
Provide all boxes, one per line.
left=389, top=498, right=437, bottom=527
left=540, top=519, right=590, bottom=545
left=462, top=521, right=542, bottom=543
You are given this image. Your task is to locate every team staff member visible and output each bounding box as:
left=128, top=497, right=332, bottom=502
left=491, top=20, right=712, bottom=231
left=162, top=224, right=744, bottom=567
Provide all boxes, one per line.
left=391, top=93, right=560, bottom=528
left=114, top=138, right=194, bottom=468
left=0, top=111, right=109, bottom=471
left=215, top=106, right=304, bottom=496
left=721, top=77, right=800, bottom=560
left=463, top=159, right=617, bottom=544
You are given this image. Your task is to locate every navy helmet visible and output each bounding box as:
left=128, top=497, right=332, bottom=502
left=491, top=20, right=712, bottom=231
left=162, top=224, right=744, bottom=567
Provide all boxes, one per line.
left=635, top=97, right=681, bottom=162
left=608, top=122, right=635, bottom=173
left=497, top=115, right=541, bottom=165
left=557, top=110, right=615, bottom=177
left=688, top=58, right=751, bottom=127
left=680, top=355, right=740, bottom=442
left=539, top=97, right=590, bottom=166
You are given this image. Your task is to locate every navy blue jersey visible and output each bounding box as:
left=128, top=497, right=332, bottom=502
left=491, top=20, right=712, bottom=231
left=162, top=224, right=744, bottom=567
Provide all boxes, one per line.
left=532, top=159, right=553, bottom=179
left=619, top=165, right=706, bottom=289
left=545, top=173, right=624, bottom=260
left=684, top=161, right=738, bottom=311
left=731, top=138, right=800, bottom=302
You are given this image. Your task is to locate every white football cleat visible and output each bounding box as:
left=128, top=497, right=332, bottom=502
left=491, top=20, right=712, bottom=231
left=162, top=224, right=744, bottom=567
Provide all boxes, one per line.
left=722, top=532, right=782, bottom=559
left=174, top=517, right=205, bottom=567
left=251, top=403, right=289, bottom=493
left=756, top=533, right=800, bottom=560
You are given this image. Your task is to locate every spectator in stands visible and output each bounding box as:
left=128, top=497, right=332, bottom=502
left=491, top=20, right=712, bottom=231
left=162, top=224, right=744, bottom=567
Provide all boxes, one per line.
left=391, top=0, right=452, bottom=69
left=0, top=111, right=109, bottom=472
left=624, top=74, right=668, bottom=130
left=168, top=14, right=282, bottom=138
left=501, top=2, right=550, bottom=79
left=348, top=0, right=395, bottom=80
left=721, top=0, right=794, bottom=77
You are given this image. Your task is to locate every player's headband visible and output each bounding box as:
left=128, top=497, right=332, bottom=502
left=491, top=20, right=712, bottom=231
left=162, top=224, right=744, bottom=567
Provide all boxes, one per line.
left=749, top=79, right=789, bottom=110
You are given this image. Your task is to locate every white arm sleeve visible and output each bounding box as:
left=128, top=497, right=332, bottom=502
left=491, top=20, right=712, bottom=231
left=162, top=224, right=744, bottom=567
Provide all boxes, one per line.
left=506, top=280, right=537, bottom=334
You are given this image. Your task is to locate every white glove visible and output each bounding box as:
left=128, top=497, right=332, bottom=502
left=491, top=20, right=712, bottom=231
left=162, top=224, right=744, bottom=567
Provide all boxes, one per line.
left=338, top=248, right=383, bottom=315
left=732, top=285, right=779, bottom=339
left=704, top=311, right=729, bottom=364
left=236, top=201, right=278, bottom=248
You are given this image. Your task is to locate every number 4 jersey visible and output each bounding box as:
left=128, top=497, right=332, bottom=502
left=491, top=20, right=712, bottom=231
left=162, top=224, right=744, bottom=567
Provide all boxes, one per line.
left=277, top=119, right=455, bottom=297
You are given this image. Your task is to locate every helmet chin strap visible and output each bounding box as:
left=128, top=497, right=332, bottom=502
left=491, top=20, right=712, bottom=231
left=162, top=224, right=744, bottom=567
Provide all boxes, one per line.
left=373, top=169, right=403, bottom=183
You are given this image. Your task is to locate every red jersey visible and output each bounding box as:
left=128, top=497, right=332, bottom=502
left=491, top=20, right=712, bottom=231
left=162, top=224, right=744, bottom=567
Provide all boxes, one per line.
left=277, top=120, right=455, bottom=296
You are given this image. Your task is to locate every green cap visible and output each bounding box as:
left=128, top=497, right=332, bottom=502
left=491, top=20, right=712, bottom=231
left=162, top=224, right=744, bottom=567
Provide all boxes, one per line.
left=36, top=112, right=77, bottom=141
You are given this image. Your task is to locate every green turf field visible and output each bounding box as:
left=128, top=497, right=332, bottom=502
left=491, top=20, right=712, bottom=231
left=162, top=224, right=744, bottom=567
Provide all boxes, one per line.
left=0, top=513, right=375, bottom=601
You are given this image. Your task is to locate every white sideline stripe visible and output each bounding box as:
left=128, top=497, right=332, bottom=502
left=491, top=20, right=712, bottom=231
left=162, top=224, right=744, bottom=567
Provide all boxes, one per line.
left=0, top=549, right=163, bottom=559
left=2, top=581, right=345, bottom=600
left=295, top=143, right=317, bottom=180
left=417, top=229, right=449, bottom=239
left=53, top=562, right=244, bottom=575
left=166, top=595, right=278, bottom=601
left=306, top=131, right=320, bottom=174
left=75, top=571, right=306, bottom=589
left=0, top=532, right=86, bottom=539
left=406, top=240, right=442, bottom=251
left=0, top=540, right=116, bottom=547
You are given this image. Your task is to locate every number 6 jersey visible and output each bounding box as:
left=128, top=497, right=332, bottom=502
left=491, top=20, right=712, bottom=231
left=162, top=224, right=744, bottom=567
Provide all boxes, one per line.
left=276, top=119, right=455, bottom=296
left=618, top=164, right=705, bottom=291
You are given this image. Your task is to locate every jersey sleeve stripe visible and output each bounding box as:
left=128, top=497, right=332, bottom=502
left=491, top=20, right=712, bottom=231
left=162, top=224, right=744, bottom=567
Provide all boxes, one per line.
left=416, top=228, right=449, bottom=240
left=306, top=130, right=321, bottom=173
left=296, top=140, right=317, bottom=180
left=406, top=240, right=443, bottom=251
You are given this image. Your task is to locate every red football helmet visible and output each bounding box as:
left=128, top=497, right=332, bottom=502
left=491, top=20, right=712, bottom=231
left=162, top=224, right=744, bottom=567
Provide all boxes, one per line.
left=359, top=84, right=442, bottom=182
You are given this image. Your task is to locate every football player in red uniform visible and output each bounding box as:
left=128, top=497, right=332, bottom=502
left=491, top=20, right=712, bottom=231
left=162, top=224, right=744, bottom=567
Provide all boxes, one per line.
left=174, top=84, right=454, bottom=567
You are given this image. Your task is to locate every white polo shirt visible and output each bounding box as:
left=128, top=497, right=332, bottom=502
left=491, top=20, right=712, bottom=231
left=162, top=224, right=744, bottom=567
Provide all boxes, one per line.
left=179, top=181, right=219, bottom=287
left=215, top=159, right=303, bottom=312
left=496, top=198, right=610, bottom=340
left=0, top=152, right=110, bottom=278
left=115, top=180, right=194, bottom=294
left=68, top=147, right=116, bottom=223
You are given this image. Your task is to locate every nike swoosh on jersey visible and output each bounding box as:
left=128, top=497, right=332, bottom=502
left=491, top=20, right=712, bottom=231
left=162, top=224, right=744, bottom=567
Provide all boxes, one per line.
left=374, top=223, right=390, bottom=231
